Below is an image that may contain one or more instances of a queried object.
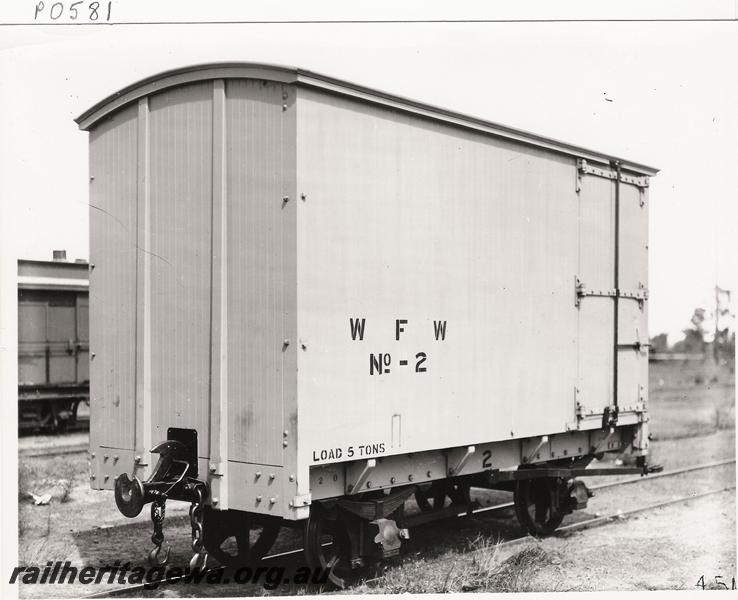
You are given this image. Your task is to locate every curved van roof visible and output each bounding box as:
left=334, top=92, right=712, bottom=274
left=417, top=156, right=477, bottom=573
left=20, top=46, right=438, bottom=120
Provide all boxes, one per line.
left=76, top=62, right=657, bottom=176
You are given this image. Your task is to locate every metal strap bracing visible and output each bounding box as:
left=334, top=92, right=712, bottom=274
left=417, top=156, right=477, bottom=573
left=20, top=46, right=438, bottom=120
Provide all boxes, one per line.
left=577, top=158, right=650, bottom=189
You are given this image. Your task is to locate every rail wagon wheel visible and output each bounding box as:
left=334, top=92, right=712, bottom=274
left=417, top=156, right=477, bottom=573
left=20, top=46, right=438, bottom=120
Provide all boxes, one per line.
left=447, top=481, right=472, bottom=509
left=415, top=481, right=471, bottom=512
left=413, top=485, right=434, bottom=512
left=513, top=477, right=565, bottom=536
left=203, top=507, right=281, bottom=567
left=303, top=506, right=353, bottom=588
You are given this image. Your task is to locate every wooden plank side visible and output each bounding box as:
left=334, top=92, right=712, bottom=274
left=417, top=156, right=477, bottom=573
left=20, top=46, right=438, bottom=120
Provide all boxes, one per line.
left=89, top=103, right=138, bottom=454
left=617, top=181, right=649, bottom=409
left=295, top=88, right=580, bottom=469
left=577, top=174, right=615, bottom=416
left=148, top=82, right=213, bottom=457
left=135, top=97, right=151, bottom=469
left=18, top=303, right=47, bottom=384
left=225, top=79, right=287, bottom=467
left=76, top=294, right=90, bottom=383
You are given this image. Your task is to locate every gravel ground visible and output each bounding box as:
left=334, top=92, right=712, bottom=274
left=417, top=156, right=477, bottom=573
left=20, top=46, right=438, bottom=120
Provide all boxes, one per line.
left=15, top=371, right=735, bottom=597
left=527, top=490, right=736, bottom=591
left=16, top=429, right=735, bottom=597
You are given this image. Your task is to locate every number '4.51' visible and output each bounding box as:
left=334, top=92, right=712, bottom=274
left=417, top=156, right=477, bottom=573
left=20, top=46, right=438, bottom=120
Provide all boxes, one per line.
left=695, top=575, right=735, bottom=590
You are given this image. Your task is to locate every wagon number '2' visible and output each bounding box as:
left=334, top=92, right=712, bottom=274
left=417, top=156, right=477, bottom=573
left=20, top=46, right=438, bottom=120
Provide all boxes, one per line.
left=349, top=318, right=447, bottom=375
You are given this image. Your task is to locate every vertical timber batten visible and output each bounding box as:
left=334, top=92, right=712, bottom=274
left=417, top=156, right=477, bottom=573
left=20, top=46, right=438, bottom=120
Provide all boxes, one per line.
left=612, top=160, right=621, bottom=413
left=135, top=96, right=152, bottom=475
left=281, top=84, right=301, bottom=513
left=209, top=79, right=229, bottom=507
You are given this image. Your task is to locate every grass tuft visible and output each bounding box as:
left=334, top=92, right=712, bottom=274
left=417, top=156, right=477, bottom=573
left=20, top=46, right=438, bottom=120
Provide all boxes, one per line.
left=485, top=544, right=550, bottom=593
left=18, top=462, right=39, bottom=503
left=358, top=536, right=563, bottom=594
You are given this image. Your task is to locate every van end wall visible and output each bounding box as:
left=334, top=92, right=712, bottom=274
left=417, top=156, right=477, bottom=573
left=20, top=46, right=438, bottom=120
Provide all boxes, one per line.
left=88, top=78, right=301, bottom=518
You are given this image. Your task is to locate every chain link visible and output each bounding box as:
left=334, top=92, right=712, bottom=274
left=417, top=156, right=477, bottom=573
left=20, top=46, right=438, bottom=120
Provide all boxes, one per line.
left=151, top=499, right=165, bottom=546
left=148, top=497, right=170, bottom=566
left=189, top=486, right=208, bottom=570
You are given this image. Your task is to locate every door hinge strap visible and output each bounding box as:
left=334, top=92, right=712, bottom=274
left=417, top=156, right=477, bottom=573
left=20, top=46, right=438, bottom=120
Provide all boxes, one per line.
left=577, top=158, right=650, bottom=189
left=575, top=278, right=648, bottom=307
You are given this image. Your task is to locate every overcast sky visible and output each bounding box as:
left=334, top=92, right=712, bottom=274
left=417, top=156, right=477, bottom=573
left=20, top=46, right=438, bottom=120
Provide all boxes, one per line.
left=0, top=20, right=735, bottom=342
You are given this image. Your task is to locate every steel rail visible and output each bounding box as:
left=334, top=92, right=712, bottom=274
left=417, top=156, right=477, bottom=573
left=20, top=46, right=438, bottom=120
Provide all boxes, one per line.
left=80, top=457, right=736, bottom=598
left=464, top=457, right=736, bottom=517
left=556, top=484, right=736, bottom=535
left=361, top=483, right=737, bottom=587
left=589, top=457, right=736, bottom=491
left=19, top=444, right=88, bottom=458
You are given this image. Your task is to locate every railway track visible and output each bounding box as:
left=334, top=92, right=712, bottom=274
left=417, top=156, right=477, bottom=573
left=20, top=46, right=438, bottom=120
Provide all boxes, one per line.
left=19, top=444, right=88, bottom=458
left=81, top=457, right=736, bottom=598
left=463, top=457, right=737, bottom=517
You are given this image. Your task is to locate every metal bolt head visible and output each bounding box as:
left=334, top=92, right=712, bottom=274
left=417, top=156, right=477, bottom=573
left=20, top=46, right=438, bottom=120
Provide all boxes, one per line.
left=300, top=193, right=307, bottom=201
left=209, top=463, right=217, bottom=473
left=366, top=481, right=372, bottom=488
left=283, top=430, right=289, bottom=437
left=269, top=497, right=276, bottom=505
left=426, top=470, right=432, bottom=478
left=269, top=473, right=275, bottom=480
left=256, top=495, right=262, bottom=502
left=408, top=474, right=414, bottom=482
left=390, top=477, right=396, bottom=484
left=212, top=498, right=219, bottom=506
left=134, top=455, right=141, bottom=463
left=283, top=440, right=288, bottom=448
left=289, top=474, right=295, bottom=482
left=255, top=471, right=262, bottom=478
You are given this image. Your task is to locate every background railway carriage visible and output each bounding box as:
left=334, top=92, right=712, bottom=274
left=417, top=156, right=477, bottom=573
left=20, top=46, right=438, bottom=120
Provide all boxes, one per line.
left=18, top=252, right=90, bottom=432
left=77, top=63, right=659, bottom=585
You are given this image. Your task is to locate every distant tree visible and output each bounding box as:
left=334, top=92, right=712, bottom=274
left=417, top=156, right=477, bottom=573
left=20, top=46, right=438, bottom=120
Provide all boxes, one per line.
left=649, top=333, right=669, bottom=354
left=715, top=328, right=735, bottom=359
left=671, top=307, right=707, bottom=354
